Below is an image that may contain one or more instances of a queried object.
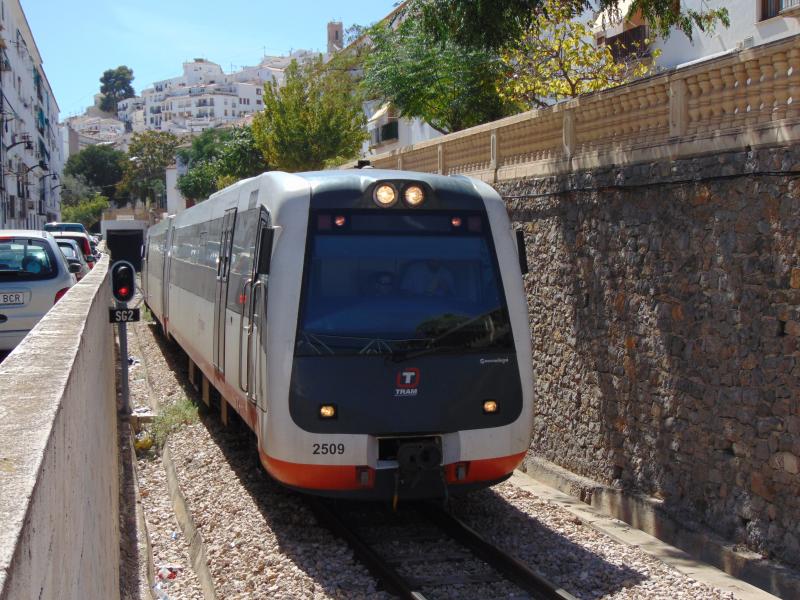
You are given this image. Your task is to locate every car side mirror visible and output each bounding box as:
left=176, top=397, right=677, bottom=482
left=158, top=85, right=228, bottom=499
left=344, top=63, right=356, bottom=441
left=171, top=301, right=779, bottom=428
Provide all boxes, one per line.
left=68, top=262, right=82, bottom=274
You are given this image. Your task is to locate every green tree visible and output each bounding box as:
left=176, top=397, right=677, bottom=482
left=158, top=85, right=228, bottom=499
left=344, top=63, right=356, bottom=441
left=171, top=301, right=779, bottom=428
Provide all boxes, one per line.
left=64, top=144, right=125, bottom=201
left=252, top=57, right=366, bottom=172
left=99, top=66, right=135, bottom=113
left=176, top=161, right=219, bottom=202
left=176, top=127, right=233, bottom=166
left=361, top=16, right=518, bottom=134
left=215, top=127, right=269, bottom=180
left=120, top=131, right=180, bottom=207
left=413, top=0, right=729, bottom=50
left=60, top=174, right=98, bottom=209
left=499, top=0, right=661, bottom=108
left=176, top=126, right=268, bottom=202
left=61, top=194, right=109, bottom=229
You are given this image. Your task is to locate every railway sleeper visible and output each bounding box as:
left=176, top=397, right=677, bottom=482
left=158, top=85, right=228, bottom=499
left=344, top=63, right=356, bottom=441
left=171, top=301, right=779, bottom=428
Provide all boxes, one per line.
left=385, top=551, right=474, bottom=565
left=408, top=572, right=508, bottom=587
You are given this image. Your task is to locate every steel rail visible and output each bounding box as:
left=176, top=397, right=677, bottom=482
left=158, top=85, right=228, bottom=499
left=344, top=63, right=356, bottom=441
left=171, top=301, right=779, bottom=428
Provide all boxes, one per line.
left=307, top=497, right=429, bottom=600
left=309, top=497, right=576, bottom=600
left=421, top=503, right=578, bottom=600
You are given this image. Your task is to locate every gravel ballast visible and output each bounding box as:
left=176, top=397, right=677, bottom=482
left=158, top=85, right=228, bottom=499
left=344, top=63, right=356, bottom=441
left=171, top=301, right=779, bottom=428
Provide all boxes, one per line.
left=128, top=314, right=750, bottom=600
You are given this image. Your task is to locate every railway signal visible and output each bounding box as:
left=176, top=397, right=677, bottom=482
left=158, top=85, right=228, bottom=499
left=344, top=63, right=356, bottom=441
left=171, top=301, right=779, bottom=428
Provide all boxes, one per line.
left=111, top=261, right=136, bottom=302
left=109, top=260, right=138, bottom=415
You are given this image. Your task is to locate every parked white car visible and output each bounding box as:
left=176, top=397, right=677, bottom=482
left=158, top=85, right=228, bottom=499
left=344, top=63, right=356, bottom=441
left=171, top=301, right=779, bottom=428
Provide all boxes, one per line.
left=0, top=230, right=80, bottom=351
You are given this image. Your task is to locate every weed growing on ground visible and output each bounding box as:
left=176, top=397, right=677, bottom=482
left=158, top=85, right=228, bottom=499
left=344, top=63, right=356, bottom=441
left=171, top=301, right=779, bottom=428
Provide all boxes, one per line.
left=148, top=396, right=200, bottom=452
left=140, top=304, right=154, bottom=324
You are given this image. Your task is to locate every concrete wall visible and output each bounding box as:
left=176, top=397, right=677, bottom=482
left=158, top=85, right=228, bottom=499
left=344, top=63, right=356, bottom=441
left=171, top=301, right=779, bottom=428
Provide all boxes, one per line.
left=497, top=145, right=800, bottom=567
left=0, top=257, right=119, bottom=600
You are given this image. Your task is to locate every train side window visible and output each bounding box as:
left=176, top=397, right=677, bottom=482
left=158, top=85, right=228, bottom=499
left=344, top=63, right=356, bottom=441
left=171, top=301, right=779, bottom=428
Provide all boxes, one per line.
left=227, top=208, right=258, bottom=312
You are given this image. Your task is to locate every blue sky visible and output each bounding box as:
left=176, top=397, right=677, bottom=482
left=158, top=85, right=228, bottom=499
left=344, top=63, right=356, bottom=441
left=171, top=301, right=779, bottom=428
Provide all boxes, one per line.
left=22, top=0, right=399, bottom=119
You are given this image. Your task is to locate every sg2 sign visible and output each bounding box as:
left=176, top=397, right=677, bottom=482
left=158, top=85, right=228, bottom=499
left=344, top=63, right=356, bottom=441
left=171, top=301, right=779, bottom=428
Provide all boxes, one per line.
left=109, top=308, right=140, bottom=323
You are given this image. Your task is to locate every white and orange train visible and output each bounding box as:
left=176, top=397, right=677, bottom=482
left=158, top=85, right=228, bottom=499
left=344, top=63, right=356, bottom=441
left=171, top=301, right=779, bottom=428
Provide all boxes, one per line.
left=142, top=169, right=534, bottom=500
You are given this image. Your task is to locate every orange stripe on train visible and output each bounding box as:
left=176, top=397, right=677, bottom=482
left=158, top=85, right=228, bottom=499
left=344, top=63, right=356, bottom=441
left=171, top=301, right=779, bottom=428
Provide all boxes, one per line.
left=260, top=450, right=526, bottom=490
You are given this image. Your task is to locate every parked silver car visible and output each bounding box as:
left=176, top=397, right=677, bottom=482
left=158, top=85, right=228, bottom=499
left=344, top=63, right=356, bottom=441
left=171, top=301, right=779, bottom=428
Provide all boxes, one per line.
left=0, top=230, right=80, bottom=351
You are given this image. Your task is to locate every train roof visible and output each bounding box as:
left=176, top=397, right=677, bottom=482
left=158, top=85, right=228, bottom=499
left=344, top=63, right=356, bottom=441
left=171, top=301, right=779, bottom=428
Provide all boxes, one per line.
left=296, top=169, right=483, bottom=197
left=151, top=169, right=497, bottom=234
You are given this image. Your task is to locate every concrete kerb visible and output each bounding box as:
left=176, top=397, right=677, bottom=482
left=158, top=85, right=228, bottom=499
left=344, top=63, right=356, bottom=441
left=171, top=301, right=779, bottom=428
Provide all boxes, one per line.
left=162, top=444, right=218, bottom=600
left=518, top=456, right=800, bottom=600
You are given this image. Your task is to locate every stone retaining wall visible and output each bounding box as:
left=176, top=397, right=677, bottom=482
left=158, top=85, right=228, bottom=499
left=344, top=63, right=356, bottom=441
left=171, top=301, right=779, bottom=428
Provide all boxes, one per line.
left=497, top=145, right=800, bottom=567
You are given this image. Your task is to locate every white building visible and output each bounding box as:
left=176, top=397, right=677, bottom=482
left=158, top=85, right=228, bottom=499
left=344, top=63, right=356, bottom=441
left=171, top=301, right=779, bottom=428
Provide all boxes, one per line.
left=363, top=100, right=442, bottom=157
left=359, top=1, right=800, bottom=160
left=594, top=0, right=800, bottom=69
left=117, top=97, right=145, bottom=133
left=61, top=115, right=126, bottom=153
left=349, top=3, right=443, bottom=158
left=0, top=0, right=64, bottom=229
left=121, top=51, right=321, bottom=136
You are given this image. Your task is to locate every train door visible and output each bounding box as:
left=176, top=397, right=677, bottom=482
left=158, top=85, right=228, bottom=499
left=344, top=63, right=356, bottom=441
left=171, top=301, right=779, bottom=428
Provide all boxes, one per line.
left=244, top=209, right=274, bottom=408
left=213, top=208, right=237, bottom=373
left=161, top=217, right=175, bottom=329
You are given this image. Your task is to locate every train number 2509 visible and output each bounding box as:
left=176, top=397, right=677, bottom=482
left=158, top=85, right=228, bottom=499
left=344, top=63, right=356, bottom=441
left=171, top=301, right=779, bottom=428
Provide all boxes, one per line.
left=312, top=443, right=345, bottom=455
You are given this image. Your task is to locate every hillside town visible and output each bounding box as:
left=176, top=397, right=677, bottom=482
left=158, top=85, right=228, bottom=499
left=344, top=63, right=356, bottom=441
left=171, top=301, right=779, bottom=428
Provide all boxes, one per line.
left=1, top=0, right=800, bottom=599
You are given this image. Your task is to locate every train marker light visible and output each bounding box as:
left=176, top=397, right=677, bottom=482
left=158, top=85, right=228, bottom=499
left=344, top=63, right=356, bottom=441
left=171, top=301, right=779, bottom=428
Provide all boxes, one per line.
left=451, top=217, right=462, bottom=228
left=374, top=183, right=397, bottom=207
left=319, top=404, right=337, bottom=419
left=334, top=215, right=346, bottom=227
left=483, top=400, right=498, bottom=414
left=403, top=185, right=425, bottom=207
left=111, top=261, right=136, bottom=303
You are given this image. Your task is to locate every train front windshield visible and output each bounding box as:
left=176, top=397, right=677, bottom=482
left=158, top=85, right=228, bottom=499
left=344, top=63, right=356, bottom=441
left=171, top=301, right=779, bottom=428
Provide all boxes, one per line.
left=295, top=212, right=514, bottom=357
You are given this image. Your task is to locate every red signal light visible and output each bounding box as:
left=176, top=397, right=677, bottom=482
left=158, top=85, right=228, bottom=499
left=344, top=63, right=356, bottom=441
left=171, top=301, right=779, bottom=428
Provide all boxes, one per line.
left=111, top=261, right=135, bottom=302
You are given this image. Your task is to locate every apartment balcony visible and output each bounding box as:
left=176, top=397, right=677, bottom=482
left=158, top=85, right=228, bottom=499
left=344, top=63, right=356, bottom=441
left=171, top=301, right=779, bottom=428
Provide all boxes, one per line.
left=605, top=25, right=650, bottom=62
left=369, top=121, right=399, bottom=148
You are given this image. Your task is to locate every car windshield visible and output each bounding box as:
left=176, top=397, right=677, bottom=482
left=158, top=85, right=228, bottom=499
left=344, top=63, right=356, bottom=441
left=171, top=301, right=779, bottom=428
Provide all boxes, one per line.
left=45, top=223, right=85, bottom=233
left=295, top=212, right=513, bottom=357
left=0, top=239, right=57, bottom=281
left=57, top=235, right=89, bottom=255
left=58, top=243, right=79, bottom=260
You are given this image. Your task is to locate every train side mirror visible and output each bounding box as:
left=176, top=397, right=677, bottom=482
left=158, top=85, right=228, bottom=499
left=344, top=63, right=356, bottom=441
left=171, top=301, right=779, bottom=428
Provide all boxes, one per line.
left=256, top=227, right=274, bottom=276
left=515, top=229, right=528, bottom=275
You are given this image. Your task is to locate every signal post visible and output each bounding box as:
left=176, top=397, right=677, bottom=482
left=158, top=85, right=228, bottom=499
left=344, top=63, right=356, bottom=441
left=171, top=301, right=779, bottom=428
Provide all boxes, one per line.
left=109, top=261, right=138, bottom=415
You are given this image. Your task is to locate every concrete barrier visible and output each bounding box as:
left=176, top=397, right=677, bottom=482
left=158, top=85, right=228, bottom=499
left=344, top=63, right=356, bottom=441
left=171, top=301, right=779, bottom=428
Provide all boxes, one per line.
left=0, top=257, right=120, bottom=600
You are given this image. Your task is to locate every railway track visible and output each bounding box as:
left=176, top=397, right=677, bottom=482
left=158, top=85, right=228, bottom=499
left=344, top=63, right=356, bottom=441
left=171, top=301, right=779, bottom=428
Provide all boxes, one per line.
left=309, top=497, right=577, bottom=600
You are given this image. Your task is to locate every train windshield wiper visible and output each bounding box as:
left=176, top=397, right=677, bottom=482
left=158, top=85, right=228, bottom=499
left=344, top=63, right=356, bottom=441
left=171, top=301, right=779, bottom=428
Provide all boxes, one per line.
left=389, top=308, right=502, bottom=363
left=297, top=333, right=429, bottom=356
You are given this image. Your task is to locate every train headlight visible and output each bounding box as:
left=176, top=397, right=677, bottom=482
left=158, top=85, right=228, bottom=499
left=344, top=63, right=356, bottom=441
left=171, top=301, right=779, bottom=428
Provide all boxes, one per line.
left=483, top=400, right=498, bottom=414
left=403, top=185, right=425, bottom=207
left=319, top=404, right=337, bottom=419
left=374, top=184, right=397, bottom=207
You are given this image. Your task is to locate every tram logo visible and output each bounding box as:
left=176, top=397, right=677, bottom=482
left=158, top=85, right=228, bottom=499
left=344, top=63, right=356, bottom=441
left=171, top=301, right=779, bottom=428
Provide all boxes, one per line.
left=395, top=368, right=420, bottom=397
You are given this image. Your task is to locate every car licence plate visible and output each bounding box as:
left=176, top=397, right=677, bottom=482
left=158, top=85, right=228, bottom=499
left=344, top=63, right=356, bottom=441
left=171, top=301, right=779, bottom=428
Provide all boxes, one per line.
left=0, top=292, right=24, bottom=306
